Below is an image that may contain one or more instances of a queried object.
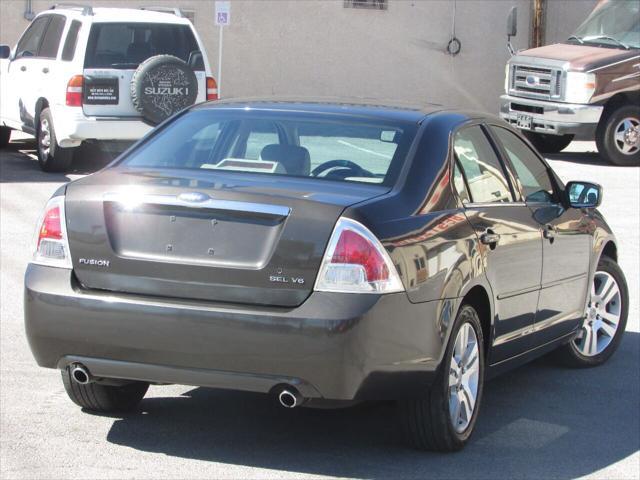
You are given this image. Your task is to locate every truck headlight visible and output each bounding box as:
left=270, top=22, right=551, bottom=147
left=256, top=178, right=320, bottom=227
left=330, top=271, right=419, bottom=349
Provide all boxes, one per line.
left=564, top=72, right=596, bottom=104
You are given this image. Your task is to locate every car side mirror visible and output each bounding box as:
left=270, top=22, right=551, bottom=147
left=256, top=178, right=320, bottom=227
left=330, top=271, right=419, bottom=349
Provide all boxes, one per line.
left=506, top=7, right=518, bottom=37
left=565, top=181, right=602, bottom=208
left=0, top=45, right=11, bottom=60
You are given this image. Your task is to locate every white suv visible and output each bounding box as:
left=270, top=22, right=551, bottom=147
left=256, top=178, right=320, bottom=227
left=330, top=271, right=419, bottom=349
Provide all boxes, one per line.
left=0, top=5, right=216, bottom=172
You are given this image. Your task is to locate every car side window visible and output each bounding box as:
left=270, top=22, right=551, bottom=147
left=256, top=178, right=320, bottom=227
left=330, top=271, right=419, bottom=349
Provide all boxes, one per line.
left=61, top=20, right=82, bottom=61
left=492, top=127, right=557, bottom=203
left=454, top=126, right=513, bottom=204
left=39, top=15, right=66, bottom=59
left=15, top=17, right=50, bottom=59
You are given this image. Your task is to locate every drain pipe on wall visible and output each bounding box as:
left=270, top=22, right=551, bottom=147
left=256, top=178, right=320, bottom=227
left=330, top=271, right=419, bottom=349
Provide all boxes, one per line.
left=24, top=0, right=35, bottom=20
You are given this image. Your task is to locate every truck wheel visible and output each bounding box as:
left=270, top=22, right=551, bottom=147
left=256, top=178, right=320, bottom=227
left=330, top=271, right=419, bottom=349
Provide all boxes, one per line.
left=0, top=126, right=11, bottom=148
left=596, top=104, right=640, bottom=166
left=555, top=255, right=628, bottom=368
left=399, top=304, right=485, bottom=451
left=61, top=367, right=149, bottom=413
left=524, top=131, right=573, bottom=154
left=37, top=108, right=76, bottom=172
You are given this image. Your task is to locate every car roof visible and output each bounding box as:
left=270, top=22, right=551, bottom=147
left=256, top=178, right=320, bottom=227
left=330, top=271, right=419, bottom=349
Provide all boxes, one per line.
left=42, top=7, right=191, bottom=25
left=192, top=97, right=453, bottom=123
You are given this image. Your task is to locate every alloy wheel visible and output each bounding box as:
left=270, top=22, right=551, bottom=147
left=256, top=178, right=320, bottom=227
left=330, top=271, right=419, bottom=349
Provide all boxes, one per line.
left=613, top=117, right=639, bottom=156
left=39, top=118, right=51, bottom=159
left=448, top=322, right=480, bottom=433
left=573, top=271, right=622, bottom=357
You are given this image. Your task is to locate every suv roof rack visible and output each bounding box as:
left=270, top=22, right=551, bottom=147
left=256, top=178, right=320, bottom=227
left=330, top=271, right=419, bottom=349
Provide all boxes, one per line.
left=50, top=3, right=93, bottom=15
left=139, top=6, right=185, bottom=18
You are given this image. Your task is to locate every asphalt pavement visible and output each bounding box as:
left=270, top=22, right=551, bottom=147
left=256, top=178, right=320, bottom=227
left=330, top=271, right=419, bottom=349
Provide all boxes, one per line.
left=1, top=137, right=638, bottom=479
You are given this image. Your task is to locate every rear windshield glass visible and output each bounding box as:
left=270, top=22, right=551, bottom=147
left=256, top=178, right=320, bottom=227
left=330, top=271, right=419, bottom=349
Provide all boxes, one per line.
left=84, top=22, right=201, bottom=69
left=120, top=109, right=417, bottom=185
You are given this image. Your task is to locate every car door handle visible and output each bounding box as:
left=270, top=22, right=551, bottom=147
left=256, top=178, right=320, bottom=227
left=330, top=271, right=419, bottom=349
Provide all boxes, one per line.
left=543, top=224, right=556, bottom=240
left=42, top=67, right=49, bottom=74
left=480, top=232, right=501, bottom=246
left=20, top=65, right=26, bottom=72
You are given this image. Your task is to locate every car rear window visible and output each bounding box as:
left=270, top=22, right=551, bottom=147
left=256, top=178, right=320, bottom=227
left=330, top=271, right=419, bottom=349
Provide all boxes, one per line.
left=84, top=22, right=201, bottom=69
left=120, top=109, right=418, bottom=186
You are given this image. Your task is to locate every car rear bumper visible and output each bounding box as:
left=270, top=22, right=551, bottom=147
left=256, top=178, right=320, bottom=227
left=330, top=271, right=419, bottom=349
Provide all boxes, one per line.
left=25, top=264, right=453, bottom=401
left=51, top=106, right=153, bottom=147
left=499, top=94, right=603, bottom=139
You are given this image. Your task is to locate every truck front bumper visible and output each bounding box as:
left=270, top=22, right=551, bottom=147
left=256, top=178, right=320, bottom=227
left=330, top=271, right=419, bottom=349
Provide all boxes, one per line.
left=499, top=94, right=603, bottom=139
left=25, top=264, right=454, bottom=402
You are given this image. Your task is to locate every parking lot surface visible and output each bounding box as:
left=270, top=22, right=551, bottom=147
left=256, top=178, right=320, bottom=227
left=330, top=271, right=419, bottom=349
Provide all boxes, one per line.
left=1, top=137, right=638, bottom=479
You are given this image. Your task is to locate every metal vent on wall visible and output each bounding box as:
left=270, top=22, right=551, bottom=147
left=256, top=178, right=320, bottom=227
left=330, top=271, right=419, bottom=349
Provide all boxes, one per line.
left=344, top=0, right=387, bottom=10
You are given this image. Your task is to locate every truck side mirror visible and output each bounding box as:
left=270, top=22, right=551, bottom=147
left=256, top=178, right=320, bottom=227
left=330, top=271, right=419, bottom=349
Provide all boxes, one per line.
left=0, top=45, right=10, bottom=60
left=507, top=7, right=518, bottom=38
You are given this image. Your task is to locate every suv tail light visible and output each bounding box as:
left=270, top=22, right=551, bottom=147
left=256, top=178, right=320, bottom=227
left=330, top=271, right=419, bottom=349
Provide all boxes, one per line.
left=314, top=218, right=404, bottom=294
left=206, top=76, right=218, bottom=101
left=66, top=75, right=83, bottom=106
left=32, top=196, right=72, bottom=269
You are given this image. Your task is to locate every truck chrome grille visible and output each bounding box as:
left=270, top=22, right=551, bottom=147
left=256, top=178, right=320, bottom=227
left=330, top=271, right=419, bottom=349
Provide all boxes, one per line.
left=509, top=64, right=563, bottom=100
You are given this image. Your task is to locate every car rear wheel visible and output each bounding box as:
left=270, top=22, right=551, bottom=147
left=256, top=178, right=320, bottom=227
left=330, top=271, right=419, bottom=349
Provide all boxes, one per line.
left=400, top=304, right=485, bottom=451
left=596, top=104, right=640, bottom=166
left=37, top=108, right=76, bottom=172
left=556, top=255, right=628, bottom=367
left=61, top=367, right=149, bottom=413
left=524, top=131, right=574, bottom=154
left=0, top=126, right=11, bottom=148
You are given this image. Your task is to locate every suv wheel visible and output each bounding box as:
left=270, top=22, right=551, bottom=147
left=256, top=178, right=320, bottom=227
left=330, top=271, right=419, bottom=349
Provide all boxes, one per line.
left=524, top=131, right=573, bottom=154
left=556, top=255, right=628, bottom=367
left=37, top=108, right=76, bottom=172
left=0, top=126, right=11, bottom=148
left=596, top=104, right=640, bottom=166
left=400, top=304, right=485, bottom=451
left=61, top=367, right=149, bottom=413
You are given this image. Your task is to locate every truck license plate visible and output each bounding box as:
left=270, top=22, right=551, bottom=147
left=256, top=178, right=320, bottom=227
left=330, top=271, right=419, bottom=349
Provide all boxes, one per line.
left=516, top=114, right=533, bottom=130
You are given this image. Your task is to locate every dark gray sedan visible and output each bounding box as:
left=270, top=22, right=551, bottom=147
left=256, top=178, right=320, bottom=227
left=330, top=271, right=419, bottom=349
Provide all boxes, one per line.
left=25, top=100, right=628, bottom=451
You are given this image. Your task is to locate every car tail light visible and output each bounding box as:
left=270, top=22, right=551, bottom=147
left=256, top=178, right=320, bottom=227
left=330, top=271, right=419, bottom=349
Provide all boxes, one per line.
left=32, top=196, right=72, bottom=269
left=66, top=75, right=83, bottom=106
left=314, top=218, right=404, bottom=294
left=206, top=76, right=218, bottom=101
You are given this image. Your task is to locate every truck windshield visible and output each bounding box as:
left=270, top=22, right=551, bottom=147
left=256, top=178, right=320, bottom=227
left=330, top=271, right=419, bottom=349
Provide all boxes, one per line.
left=84, top=23, right=202, bottom=69
left=570, top=0, right=640, bottom=49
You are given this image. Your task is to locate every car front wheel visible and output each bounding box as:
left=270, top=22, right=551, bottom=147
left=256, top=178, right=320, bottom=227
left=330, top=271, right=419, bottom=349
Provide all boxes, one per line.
left=400, top=304, right=485, bottom=451
left=556, top=255, right=628, bottom=367
left=37, top=108, right=76, bottom=172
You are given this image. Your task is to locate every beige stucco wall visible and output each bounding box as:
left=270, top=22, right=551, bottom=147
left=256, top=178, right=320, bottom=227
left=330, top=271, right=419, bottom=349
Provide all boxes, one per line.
left=0, top=0, right=596, bottom=114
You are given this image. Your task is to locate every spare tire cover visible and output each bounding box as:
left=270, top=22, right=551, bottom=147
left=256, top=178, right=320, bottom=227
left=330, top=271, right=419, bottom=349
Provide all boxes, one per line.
left=131, top=55, right=198, bottom=125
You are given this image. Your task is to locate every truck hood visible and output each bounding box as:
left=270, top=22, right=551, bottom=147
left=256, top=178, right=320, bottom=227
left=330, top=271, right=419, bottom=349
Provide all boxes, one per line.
left=516, top=43, right=639, bottom=71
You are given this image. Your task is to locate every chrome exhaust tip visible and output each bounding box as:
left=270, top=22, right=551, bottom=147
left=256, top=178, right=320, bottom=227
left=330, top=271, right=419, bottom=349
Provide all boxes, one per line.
left=278, top=389, right=302, bottom=409
left=70, top=364, right=91, bottom=385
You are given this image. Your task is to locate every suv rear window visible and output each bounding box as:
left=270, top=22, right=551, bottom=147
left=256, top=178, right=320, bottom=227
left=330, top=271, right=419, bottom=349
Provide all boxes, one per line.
left=120, top=109, right=417, bottom=186
left=84, top=23, right=201, bottom=69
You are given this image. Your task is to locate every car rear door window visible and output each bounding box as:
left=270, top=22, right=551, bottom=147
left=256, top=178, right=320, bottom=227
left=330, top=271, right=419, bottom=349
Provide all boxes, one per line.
left=454, top=126, right=513, bottom=203
left=15, top=16, right=50, bottom=58
left=39, top=15, right=66, bottom=58
left=492, top=127, right=556, bottom=203
left=61, top=20, right=82, bottom=61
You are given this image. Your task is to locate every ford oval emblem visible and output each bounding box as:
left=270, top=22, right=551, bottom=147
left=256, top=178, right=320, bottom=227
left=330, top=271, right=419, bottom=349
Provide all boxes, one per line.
left=526, top=75, right=538, bottom=86
left=178, top=192, right=210, bottom=203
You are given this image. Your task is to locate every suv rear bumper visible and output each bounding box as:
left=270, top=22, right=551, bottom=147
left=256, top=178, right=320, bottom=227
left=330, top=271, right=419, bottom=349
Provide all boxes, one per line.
left=499, top=94, right=603, bottom=139
left=25, top=264, right=452, bottom=402
left=52, top=107, right=153, bottom=147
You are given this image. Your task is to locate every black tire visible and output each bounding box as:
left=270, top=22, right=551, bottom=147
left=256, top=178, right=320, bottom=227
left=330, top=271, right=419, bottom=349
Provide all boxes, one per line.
left=130, top=54, right=198, bottom=125
left=400, top=304, right=485, bottom=452
left=555, top=255, right=629, bottom=368
left=36, top=108, right=76, bottom=172
left=596, top=104, right=640, bottom=166
left=61, top=367, right=149, bottom=413
left=524, top=131, right=574, bottom=154
left=0, top=126, right=11, bottom=148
